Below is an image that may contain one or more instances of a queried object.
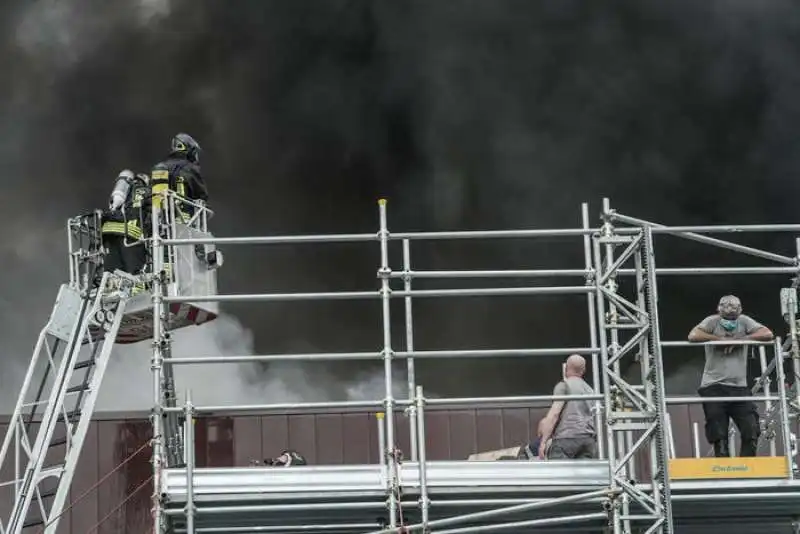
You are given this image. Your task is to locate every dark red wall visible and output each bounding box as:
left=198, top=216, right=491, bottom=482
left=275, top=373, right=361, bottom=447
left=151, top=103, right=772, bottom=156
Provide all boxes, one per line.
left=0, top=404, right=792, bottom=533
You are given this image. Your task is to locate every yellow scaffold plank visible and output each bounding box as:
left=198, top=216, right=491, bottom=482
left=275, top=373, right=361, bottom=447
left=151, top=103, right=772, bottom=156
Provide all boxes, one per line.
left=669, top=456, right=789, bottom=480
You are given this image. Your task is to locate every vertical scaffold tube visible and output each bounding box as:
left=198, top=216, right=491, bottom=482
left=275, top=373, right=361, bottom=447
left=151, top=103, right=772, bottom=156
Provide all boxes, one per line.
left=601, top=199, right=631, bottom=534
left=582, top=203, right=604, bottom=459
left=377, top=412, right=387, bottom=471
left=774, top=337, right=795, bottom=479
left=642, top=226, right=675, bottom=533
left=377, top=199, right=398, bottom=528
left=601, top=199, right=632, bottom=478
left=403, top=239, right=419, bottom=462
left=592, top=234, right=620, bottom=534
left=789, top=242, right=800, bottom=411
left=151, top=192, right=166, bottom=534
left=758, top=347, right=777, bottom=457
left=416, top=385, right=430, bottom=530
left=184, top=390, right=196, bottom=534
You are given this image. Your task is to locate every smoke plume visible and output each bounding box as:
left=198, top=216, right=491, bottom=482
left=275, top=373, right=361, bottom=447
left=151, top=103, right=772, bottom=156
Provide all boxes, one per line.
left=1, top=0, right=800, bottom=413
left=97, top=314, right=407, bottom=411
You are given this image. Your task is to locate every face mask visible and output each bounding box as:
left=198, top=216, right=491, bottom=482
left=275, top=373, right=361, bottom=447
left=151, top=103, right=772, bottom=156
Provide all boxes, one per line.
left=720, top=318, right=737, bottom=331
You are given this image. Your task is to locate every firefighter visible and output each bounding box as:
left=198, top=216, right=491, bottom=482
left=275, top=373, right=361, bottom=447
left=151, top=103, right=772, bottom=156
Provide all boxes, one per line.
left=150, top=132, right=208, bottom=222
left=101, top=169, right=149, bottom=280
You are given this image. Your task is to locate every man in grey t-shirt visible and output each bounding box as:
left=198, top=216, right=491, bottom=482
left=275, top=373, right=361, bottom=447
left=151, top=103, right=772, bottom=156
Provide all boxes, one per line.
left=688, top=295, right=773, bottom=457
left=538, top=354, right=597, bottom=459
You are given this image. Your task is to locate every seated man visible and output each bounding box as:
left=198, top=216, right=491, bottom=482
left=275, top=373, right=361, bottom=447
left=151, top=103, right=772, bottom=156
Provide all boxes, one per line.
left=538, top=354, right=597, bottom=459
left=688, top=295, right=773, bottom=457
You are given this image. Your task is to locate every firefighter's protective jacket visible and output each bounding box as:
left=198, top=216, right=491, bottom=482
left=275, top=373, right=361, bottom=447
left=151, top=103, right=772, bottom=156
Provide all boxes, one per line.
left=150, top=155, right=208, bottom=221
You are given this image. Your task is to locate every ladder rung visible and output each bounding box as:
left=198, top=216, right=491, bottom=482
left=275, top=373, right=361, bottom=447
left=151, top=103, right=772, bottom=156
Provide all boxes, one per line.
left=66, top=383, right=90, bottom=394
left=36, top=488, right=57, bottom=500
left=57, top=410, right=81, bottom=423
left=50, top=437, right=68, bottom=448
left=39, top=464, right=64, bottom=480
left=73, top=359, right=95, bottom=370
left=21, top=400, right=48, bottom=409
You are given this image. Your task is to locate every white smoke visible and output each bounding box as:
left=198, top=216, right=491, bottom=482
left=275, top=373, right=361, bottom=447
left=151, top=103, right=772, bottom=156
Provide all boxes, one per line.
left=96, top=313, right=408, bottom=412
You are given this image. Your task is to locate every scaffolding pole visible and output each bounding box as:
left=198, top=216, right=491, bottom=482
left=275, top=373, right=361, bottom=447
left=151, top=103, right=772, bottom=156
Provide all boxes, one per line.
left=160, top=222, right=800, bottom=248
left=162, top=347, right=601, bottom=365
left=582, top=202, right=605, bottom=460
left=183, top=390, right=196, bottom=534
left=377, top=199, right=399, bottom=529
left=600, top=199, right=635, bottom=523
left=151, top=194, right=166, bottom=534
left=403, top=239, right=419, bottom=462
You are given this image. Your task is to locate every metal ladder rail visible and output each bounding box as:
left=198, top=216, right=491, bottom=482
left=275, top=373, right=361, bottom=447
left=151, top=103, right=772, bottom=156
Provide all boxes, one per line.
left=5, top=275, right=114, bottom=534
left=0, top=288, right=94, bottom=534
left=11, top=339, right=105, bottom=529
left=19, top=330, right=107, bottom=530
left=20, top=268, right=100, bottom=441
left=40, top=290, right=129, bottom=534
left=3, top=292, right=96, bottom=534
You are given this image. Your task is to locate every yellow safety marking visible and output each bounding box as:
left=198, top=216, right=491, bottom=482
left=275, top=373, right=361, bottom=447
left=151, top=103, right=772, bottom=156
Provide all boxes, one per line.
left=102, top=221, right=143, bottom=239
left=669, top=456, right=789, bottom=480
left=375, top=412, right=385, bottom=420
left=378, top=198, right=387, bottom=206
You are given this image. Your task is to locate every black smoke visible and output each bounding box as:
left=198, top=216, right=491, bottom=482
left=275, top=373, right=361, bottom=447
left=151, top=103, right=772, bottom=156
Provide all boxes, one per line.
left=2, top=0, right=800, bottom=400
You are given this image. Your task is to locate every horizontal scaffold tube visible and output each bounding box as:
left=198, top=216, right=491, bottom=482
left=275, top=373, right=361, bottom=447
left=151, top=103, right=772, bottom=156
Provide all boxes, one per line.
left=161, top=393, right=602, bottom=414
left=433, top=513, right=609, bottom=534
left=388, top=266, right=798, bottom=279
left=620, top=223, right=800, bottom=234
left=173, top=502, right=386, bottom=514
left=665, top=395, right=777, bottom=405
left=163, top=347, right=601, bottom=365
left=670, top=492, right=800, bottom=502
left=161, top=400, right=388, bottom=414
left=160, top=223, right=800, bottom=248
left=163, top=227, right=604, bottom=246
left=173, top=524, right=381, bottom=533
left=662, top=340, right=774, bottom=347
left=426, top=394, right=604, bottom=405
left=363, top=489, right=614, bottom=534
left=163, top=286, right=593, bottom=304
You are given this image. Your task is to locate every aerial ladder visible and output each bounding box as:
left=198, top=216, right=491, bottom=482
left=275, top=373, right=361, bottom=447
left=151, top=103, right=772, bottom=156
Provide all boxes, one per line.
left=0, top=191, right=221, bottom=534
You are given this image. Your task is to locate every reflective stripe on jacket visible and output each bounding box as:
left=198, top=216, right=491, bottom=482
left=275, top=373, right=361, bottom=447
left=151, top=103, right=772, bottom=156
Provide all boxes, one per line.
left=101, top=220, right=143, bottom=240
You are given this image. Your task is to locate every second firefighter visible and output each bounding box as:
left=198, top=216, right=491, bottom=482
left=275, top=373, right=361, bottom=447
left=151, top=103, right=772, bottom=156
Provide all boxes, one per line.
left=101, top=169, right=150, bottom=277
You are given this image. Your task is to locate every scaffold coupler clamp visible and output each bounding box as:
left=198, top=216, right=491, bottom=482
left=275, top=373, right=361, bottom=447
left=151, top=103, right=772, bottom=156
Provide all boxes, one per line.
left=378, top=265, right=392, bottom=279
left=601, top=489, right=618, bottom=514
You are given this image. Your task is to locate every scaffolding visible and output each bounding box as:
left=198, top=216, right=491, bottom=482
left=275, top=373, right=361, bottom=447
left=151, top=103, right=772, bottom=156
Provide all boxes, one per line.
left=4, top=192, right=800, bottom=533
left=144, top=196, right=800, bottom=534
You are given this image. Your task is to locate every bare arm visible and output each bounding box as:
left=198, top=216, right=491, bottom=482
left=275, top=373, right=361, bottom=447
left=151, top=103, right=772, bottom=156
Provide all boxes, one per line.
left=738, top=315, right=774, bottom=342
left=538, top=401, right=564, bottom=445
left=688, top=327, right=719, bottom=343
left=538, top=381, right=568, bottom=459
left=745, top=326, right=773, bottom=341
